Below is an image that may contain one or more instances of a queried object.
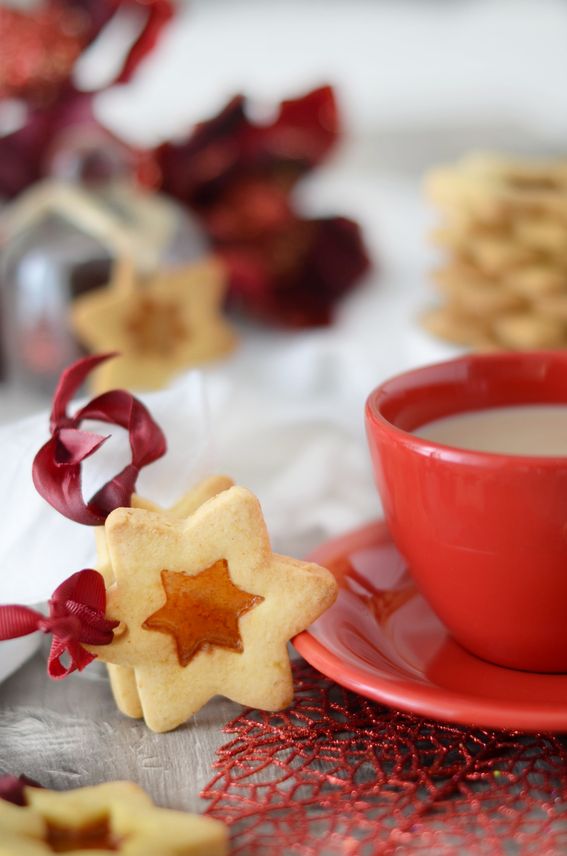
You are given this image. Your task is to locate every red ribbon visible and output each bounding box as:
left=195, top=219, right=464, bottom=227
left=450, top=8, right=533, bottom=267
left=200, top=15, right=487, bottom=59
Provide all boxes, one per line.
left=0, top=569, right=118, bottom=679
left=32, top=353, right=167, bottom=525
left=0, top=775, right=42, bottom=806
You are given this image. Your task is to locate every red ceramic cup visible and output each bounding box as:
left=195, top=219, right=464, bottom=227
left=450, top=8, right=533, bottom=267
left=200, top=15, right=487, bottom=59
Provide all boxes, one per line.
left=365, top=350, right=567, bottom=673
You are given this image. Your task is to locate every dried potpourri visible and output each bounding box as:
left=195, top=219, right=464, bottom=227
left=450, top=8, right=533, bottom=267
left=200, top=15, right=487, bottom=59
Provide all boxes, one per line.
left=0, top=0, right=174, bottom=104
left=157, top=88, right=340, bottom=205
left=157, top=87, right=371, bottom=327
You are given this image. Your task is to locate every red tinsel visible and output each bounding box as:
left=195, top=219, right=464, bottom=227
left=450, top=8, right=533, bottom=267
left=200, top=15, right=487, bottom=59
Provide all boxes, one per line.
left=158, top=87, right=339, bottom=206
left=203, top=659, right=567, bottom=855
left=0, top=0, right=173, bottom=198
left=0, top=569, right=117, bottom=679
left=0, top=0, right=174, bottom=105
left=32, top=353, right=167, bottom=525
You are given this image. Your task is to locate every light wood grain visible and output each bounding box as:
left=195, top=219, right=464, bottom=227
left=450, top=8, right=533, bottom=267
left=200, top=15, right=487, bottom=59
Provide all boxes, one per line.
left=0, top=651, right=240, bottom=812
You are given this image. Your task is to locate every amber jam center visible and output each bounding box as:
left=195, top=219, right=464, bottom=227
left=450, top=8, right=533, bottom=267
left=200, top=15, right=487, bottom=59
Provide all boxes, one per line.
left=125, top=296, right=187, bottom=356
left=46, top=817, right=122, bottom=852
left=142, top=559, right=264, bottom=666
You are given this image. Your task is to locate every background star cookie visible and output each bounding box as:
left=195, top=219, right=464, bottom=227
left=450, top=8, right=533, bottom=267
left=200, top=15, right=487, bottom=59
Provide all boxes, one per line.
left=0, top=780, right=227, bottom=855
left=70, top=257, right=237, bottom=392
left=90, top=486, right=338, bottom=732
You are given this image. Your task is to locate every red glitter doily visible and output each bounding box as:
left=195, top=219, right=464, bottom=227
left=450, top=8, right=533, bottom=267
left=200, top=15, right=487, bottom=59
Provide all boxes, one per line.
left=202, top=659, right=567, bottom=855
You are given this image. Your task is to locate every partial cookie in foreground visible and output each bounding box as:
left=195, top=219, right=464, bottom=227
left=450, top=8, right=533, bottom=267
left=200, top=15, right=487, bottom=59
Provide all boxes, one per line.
left=70, top=257, right=237, bottom=393
left=0, top=780, right=227, bottom=855
left=95, top=475, right=234, bottom=721
left=90, top=486, right=338, bottom=732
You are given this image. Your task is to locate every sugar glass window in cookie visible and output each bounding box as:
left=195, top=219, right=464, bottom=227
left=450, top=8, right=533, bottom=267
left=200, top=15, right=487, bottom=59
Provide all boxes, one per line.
left=45, top=816, right=120, bottom=851
left=142, top=560, right=264, bottom=666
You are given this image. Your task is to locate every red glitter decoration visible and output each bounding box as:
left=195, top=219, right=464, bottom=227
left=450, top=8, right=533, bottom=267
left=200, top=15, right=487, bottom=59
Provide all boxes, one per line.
left=203, top=659, right=567, bottom=855
left=32, top=353, right=167, bottom=525
left=0, top=569, right=118, bottom=679
left=221, top=213, right=370, bottom=327
left=0, top=2, right=88, bottom=105
left=158, top=88, right=340, bottom=206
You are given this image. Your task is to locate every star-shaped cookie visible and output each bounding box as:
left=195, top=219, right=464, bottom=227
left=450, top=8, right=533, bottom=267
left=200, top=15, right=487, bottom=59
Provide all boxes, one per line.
left=95, top=476, right=234, bottom=721
left=70, top=257, right=237, bottom=393
left=90, top=486, right=338, bottom=732
left=0, top=781, right=227, bottom=855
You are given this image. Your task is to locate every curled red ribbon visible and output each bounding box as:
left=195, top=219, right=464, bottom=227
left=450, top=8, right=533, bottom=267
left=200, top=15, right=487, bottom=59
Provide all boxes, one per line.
left=0, top=569, right=118, bottom=679
left=32, top=353, right=167, bottom=525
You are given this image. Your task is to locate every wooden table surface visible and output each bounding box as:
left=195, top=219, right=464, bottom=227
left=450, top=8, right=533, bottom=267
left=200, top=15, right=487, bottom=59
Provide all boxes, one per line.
left=0, top=648, right=240, bottom=812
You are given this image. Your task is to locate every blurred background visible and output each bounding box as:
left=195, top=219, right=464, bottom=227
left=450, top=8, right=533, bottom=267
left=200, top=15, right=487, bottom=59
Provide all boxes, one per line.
left=98, top=0, right=567, bottom=146
left=1, top=0, right=567, bottom=421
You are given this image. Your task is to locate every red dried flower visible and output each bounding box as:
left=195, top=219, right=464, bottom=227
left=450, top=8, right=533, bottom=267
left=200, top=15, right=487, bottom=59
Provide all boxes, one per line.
left=222, top=215, right=371, bottom=327
left=32, top=353, right=167, bottom=525
left=157, top=86, right=371, bottom=327
left=157, top=86, right=340, bottom=208
left=0, top=569, right=118, bottom=678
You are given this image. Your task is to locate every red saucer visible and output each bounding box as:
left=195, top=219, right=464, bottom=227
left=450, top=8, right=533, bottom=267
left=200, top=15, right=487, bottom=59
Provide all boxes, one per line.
left=293, top=520, right=567, bottom=732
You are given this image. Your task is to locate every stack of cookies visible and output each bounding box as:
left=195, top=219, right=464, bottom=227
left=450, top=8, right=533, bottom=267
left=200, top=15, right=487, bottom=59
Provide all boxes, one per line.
left=422, top=154, right=567, bottom=350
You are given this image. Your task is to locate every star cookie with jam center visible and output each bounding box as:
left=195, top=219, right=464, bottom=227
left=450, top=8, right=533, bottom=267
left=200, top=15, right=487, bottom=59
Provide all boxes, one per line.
left=0, top=780, right=227, bottom=855
left=70, top=257, right=237, bottom=393
left=95, top=476, right=234, bottom=721
left=90, top=486, right=338, bottom=732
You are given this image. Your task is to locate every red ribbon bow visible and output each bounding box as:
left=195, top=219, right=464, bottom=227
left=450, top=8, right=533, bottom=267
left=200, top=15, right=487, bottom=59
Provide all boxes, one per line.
left=0, top=569, right=118, bottom=679
left=0, top=775, right=42, bottom=806
left=32, top=353, right=167, bottom=525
